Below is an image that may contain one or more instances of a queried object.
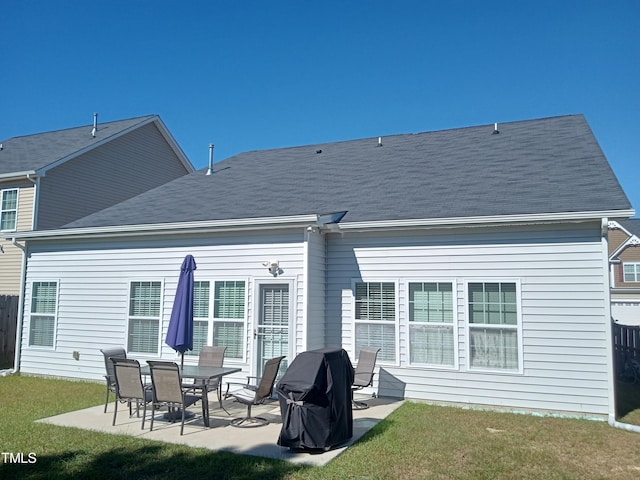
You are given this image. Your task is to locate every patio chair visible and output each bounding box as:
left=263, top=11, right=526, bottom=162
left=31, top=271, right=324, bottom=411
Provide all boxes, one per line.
left=111, top=357, right=153, bottom=429
left=147, top=360, right=207, bottom=435
left=224, top=355, right=285, bottom=427
left=100, top=347, right=126, bottom=413
left=351, top=347, right=381, bottom=409
left=195, top=346, right=227, bottom=409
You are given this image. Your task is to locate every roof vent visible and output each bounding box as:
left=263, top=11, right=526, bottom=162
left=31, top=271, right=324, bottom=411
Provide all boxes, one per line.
left=91, top=112, right=98, bottom=137
left=493, top=122, right=500, bottom=134
left=316, top=149, right=322, bottom=154
left=206, top=144, right=214, bottom=176
left=377, top=136, right=383, bottom=147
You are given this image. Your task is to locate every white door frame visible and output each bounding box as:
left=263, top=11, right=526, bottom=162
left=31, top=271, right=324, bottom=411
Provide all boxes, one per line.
left=251, top=278, right=295, bottom=377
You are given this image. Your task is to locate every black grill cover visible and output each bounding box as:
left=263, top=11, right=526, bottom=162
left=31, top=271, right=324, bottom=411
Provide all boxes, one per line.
left=277, top=348, right=354, bottom=450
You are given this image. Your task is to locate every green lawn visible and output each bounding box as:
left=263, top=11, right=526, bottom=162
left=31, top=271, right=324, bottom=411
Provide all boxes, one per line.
left=1, top=375, right=639, bottom=480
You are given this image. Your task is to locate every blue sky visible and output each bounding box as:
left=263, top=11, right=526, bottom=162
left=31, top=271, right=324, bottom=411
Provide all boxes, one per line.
left=2, top=1, right=639, bottom=213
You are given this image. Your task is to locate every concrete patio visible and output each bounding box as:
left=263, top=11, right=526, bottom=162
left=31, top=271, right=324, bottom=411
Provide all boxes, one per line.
left=37, top=394, right=403, bottom=466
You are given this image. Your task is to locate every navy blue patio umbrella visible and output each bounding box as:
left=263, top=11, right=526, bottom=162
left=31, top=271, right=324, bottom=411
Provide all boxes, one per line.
left=166, top=255, right=197, bottom=367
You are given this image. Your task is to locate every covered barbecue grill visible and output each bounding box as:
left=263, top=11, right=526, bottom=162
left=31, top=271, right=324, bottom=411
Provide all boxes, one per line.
left=276, top=347, right=354, bottom=450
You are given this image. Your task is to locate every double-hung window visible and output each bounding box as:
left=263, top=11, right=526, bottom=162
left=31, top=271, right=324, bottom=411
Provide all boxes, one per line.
left=354, top=281, right=396, bottom=363
left=1, top=189, right=18, bottom=231
left=623, top=263, right=640, bottom=282
left=189, top=280, right=211, bottom=356
left=127, top=281, right=162, bottom=354
left=213, top=281, right=246, bottom=359
left=29, top=281, right=58, bottom=347
left=190, top=280, right=246, bottom=359
left=467, top=282, right=520, bottom=371
left=408, top=282, right=456, bottom=367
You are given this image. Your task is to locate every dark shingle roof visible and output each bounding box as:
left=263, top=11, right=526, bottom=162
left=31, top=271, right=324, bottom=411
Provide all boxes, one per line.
left=65, top=114, right=631, bottom=229
left=0, top=115, right=157, bottom=175
left=619, top=219, right=640, bottom=236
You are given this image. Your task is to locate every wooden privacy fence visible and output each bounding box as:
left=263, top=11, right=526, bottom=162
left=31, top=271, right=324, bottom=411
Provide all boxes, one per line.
left=613, top=321, right=640, bottom=374
left=0, top=295, right=19, bottom=367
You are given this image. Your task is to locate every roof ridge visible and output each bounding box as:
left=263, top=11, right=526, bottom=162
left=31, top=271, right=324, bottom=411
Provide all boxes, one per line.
left=215, top=114, right=585, bottom=164
left=2, top=114, right=157, bottom=141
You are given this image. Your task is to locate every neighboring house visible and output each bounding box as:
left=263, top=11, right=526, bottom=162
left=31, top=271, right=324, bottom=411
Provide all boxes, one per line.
left=0, top=115, right=194, bottom=294
left=608, top=219, right=640, bottom=325
left=5, top=114, right=635, bottom=420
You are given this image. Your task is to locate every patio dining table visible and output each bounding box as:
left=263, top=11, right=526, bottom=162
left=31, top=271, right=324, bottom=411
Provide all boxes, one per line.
left=141, top=364, right=241, bottom=426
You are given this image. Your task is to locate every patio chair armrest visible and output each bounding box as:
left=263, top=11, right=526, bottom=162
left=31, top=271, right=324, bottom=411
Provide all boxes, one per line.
left=224, top=381, right=257, bottom=398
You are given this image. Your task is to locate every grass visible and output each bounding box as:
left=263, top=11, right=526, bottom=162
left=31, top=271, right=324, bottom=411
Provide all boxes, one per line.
left=1, top=375, right=639, bottom=479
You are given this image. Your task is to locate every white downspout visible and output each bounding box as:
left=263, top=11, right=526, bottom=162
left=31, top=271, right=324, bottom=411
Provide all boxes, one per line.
left=26, top=173, right=38, bottom=230
left=9, top=173, right=39, bottom=373
left=11, top=238, right=26, bottom=374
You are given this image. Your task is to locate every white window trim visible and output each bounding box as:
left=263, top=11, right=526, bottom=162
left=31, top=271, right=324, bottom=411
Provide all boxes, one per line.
left=193, top=278, right=249, bottom=363
left=0, top=188, right=19, bottom=232
left=251, top=277, right=296, bottom=378
left=351, top=278, right=400, bottom=367
left=464, top=279, right=524, bottom=375
left=405, top=279, right=459, bottom=370
left=125, top=279, right=164, bottom=357
left=27, top=279, right=59, bottom=349
left=623, top=263, right=640, bottom=282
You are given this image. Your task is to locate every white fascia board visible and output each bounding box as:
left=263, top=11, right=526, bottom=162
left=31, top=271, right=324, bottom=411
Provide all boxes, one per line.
left=0, top=170, right=37, bottom=181
left=5, top=214, right=325, bottom=242
left=610, top=234, right=640, bottom=260
left=608, top=220, right=632, bottom=237
left=333, top=210, right=636, bottom=232
left=36, top=116, right=160, bottom=176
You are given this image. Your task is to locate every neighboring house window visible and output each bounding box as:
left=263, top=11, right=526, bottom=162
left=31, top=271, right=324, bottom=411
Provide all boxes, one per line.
left=189, top=280, right=246, bottom=359
left=408, top=282, right=456, bottom=367
left=1, top=189, right=18, bottom=231
left=354, top=282, right=396, bottom=363
left=127, top=281, right=162, bottom=354
left=468, top=282, right=520, bottom=371
left=623, top=263, right=640, bottom=282
left=29, top=281, right=58, bottom=347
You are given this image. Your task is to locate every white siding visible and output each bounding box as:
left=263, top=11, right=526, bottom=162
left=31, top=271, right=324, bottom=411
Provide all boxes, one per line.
left=19, top=230, right=306, bottom=383
left=327, top=222, right=611, bottom=416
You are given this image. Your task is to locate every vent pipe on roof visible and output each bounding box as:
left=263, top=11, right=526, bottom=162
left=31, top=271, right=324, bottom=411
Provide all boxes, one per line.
left=493, top=122, right=499, bottom=134
left=377, top=136, right=383, bottom=147
left=91, top=113, right=98, bottom=137
left=206, top=144, right=214, bottom=175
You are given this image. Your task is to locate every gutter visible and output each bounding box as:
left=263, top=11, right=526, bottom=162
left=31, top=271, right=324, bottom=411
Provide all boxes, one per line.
left=333, top=210, right=636, bottom=232
left=0, top=170, right=37, bottom=181
left=5, top=213, right=348, bottom=242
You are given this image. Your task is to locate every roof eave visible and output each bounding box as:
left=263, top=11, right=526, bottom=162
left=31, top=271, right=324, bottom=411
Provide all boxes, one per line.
left=0, top=170, right=38, bottom=181
left=330, top=210, right=636, bottom=232
left=5, top=213, right=341, bottom=242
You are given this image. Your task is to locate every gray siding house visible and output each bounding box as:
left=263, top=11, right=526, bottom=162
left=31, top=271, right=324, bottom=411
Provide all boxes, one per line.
left=6, top=115, right=634, bottom=420
left=0, top=115, right=194, bottom=294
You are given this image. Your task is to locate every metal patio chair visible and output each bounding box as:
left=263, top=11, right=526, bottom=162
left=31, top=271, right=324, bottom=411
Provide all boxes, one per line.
left=100, top=347, right=126, bottom=413
left=351, top=347, right=381, bottom=409
left=224, top=356, right=285, bottom=427
left=111, top=357, right=153, bottom=429
left=148, top=360, right=207, bottom=435
left=195, top=346, right=227, bottom=409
